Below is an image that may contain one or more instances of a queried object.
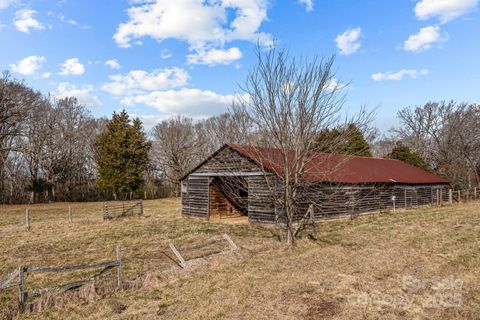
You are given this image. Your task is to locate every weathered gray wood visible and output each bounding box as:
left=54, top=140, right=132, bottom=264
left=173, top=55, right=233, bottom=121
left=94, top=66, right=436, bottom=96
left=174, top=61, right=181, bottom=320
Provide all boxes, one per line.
left=68, top=206, right=72, bottom=223
left=26, top=261, right=118, bottom=273
left=449, top=189, right=453, bottom=204
left=0, top=269, right=19, bottom=290
left=169, top=243, right=186, bottom=268
left=26, top=273, right=116, bottom=298
left=181, top=238, right=225, bottom=251
left=25, top=208, right=30, bottom=231
left=223, top=234, right=238, bottom=250
left=190, top=172, right=267, bottom=177
left=18, top=266, right=25, bottom=311
left=116, top=245, right=122, bottom=287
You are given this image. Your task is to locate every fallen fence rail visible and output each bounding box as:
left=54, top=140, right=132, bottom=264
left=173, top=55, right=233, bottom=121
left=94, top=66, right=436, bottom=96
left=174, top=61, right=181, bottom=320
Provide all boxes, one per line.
left=0, top=246, right=122, bottom=312
left=169, top=234, right=238, bottom=268
left=103, top=201, right=144, bottom=220
left=0, top=269, right=19, bottom=290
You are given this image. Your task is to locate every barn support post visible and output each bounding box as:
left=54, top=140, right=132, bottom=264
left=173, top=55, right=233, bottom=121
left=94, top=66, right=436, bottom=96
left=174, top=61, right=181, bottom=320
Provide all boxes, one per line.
left=449, top=189, right=453, bottom=204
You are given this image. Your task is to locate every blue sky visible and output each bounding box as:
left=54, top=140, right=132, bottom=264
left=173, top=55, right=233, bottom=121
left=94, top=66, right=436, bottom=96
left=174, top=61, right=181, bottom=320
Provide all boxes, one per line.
left=1, top=0, right=479, bottom=131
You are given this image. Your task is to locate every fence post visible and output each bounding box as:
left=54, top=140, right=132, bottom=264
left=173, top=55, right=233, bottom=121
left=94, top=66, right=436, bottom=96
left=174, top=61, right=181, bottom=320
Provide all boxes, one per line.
left=458, top=191, right=461, bottom=202
left=68, top=206, right=72, bottom=223
left=140, top=200, right=144, bottom=215
left=475, top=187, right=477, bottom=200
left=466, top=189, right=469, bottom=201
left=116, top=245, right=122, bottom=288
left=25, top=209, right=30, bottom=232
left=18, top=266, right=25, bottom=312
left=309, top=205, right=317, bottom=240
left=449, top=189, right=453, bottom=204
left=404, top=189, right=407, bottom=208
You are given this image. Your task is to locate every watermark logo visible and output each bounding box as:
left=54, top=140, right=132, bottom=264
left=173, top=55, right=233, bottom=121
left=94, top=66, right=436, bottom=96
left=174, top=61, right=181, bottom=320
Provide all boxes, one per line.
left=347, top=275, right=463, bottom=309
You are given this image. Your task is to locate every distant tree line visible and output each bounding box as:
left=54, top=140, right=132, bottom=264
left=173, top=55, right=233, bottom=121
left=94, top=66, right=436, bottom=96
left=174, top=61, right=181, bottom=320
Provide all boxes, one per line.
left=1, top=67, right=478, bottom=204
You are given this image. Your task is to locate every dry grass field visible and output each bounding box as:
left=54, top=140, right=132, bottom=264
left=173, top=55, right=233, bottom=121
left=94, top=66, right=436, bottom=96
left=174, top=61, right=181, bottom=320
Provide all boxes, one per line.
left=1, top=199, right=480, bottom=319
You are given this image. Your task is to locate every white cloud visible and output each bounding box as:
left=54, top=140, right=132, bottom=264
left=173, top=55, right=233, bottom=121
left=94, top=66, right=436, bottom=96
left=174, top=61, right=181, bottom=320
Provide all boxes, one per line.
left=299, top=0, right=314, bottom=12
left=335, top=27, right=362, bottom=55
left=9, top=55, right=45, bottom=75
left=41, top=72, right=51, bottom=78
left=113, top=0, right=271, bottom=63
left=325, top=78, right=346, bottom=91
left=122, top=88, right=241, bottom=115
left=415, top=0, right=479, bottom=23
left=55, top=82, right=102, bottom=107
left=105, top=59, right=120, bottom=70
left=403, top=25, right=447, bottom=53
left=59, top=58, right=85, bottom=76
left=371, top=69, right=429, bottom=81
left=160, top=49, right=172, bottom=59
left=14, top=9, right=45, bottom=33
left=187, top=47, right=242, bottom=65
left=102, top=67, right=189, bottom=96
left=0, top=0, right=16, bottom=10
left=58, top=14, right=90, bottom=29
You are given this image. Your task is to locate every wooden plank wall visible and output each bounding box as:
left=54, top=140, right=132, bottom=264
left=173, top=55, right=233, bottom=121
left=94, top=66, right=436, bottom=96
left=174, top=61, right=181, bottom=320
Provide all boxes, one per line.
left=247, top=175, right=276, bottom=223
left=182, top=177, right=209, bottom=217
left=195, top=147, right=261, bottom=173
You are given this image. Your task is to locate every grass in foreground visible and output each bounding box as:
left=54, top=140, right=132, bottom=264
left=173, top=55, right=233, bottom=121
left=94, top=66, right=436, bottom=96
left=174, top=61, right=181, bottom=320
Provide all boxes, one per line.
left=1, top=199, right=480, bottom=319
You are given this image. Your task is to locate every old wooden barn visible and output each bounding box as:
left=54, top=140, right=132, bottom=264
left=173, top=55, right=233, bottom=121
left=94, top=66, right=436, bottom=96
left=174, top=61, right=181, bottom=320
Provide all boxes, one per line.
left=180, top=144, right=450, bottom=223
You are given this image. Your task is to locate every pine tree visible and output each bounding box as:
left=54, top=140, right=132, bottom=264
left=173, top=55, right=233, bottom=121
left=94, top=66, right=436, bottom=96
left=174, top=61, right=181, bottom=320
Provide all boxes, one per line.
left=311, top=123, right=372, bottom=157
left=387, top=142, right=431, bottom=171
left=94, top=110, right=151, bottom=199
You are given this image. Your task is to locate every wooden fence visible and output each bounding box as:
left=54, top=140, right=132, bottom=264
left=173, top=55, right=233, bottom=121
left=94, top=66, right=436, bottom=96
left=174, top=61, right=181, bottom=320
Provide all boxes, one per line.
left=0, top=246, right=122, bottom=312
left=169, top=234, right=238, bottom=268
left=103, top=201, right=144, bottom=220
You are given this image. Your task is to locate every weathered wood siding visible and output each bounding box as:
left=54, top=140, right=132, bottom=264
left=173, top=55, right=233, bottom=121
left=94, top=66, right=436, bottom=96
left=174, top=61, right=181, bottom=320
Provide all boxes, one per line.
left=295, top=183, right=450, bottom=220
left=182, top=147, right=264, bottom=218
left=195, top=147, right=261, bottom=174
left=181, top=176, right=209, bottom=217
left=247, top=175, right=276, bottom=223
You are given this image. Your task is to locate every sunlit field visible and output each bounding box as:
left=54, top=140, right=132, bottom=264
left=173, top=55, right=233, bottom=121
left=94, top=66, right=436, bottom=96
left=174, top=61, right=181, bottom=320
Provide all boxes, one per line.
left=1, top=199, right=479, bottom=319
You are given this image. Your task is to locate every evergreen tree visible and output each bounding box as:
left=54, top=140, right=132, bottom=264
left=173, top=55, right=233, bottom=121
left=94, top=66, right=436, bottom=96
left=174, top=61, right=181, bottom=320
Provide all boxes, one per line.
left=311, top=123, right=372, bottom=157
left=94, top=110, right=151, bottom=199
left=387, top=142, right=431, bottom=171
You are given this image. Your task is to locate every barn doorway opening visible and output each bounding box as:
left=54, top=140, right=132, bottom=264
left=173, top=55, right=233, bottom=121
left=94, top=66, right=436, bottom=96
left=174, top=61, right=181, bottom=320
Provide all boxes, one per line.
left=209, top=176, right=248, bottom=220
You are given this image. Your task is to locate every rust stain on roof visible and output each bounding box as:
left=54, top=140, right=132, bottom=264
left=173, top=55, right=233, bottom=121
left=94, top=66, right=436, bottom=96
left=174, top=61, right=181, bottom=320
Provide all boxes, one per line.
left=227, top=144, right=449, bottom=185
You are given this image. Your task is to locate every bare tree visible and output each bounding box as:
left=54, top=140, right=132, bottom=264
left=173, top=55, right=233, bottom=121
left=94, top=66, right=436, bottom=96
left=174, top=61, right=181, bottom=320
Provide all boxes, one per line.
left=394, top=101, right=480, bottom=188
left=233, top=47, right=373, bottom=245
left=151, top=116, right=204, bottom=195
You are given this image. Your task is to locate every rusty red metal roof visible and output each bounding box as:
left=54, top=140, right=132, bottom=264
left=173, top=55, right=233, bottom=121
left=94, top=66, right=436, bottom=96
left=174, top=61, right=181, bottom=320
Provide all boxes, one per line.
left=227, top=144, right=449, bottom=185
